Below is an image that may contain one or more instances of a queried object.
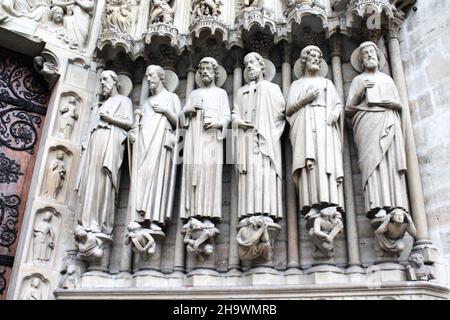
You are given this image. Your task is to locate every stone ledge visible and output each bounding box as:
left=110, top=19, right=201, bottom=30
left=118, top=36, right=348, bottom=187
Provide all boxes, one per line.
left=54, top=281, right=449, bottom=300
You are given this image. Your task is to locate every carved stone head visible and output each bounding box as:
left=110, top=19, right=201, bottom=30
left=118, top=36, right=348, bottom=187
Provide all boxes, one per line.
left=100, top=70, right=119, bottom=97
left=244, top=52, right=266, bottom=81
left=31, top=277, right=41, bottom=288
left=43, top=211, right=53, bottom=222
left=146, top=65, right=168, bottom=92
left=391, top=208, right=406, bottom=224
left=198, top=57, right=219, bottom=86
left=359, top=41, right=380, bottom=72
left=300, top=45, right=323, bottom=75
left=409, top=252, right=425, bottom=268
left=50, top=6, right=65, bottom=24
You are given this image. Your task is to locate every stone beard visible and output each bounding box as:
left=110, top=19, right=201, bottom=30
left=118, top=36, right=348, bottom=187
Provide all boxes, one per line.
left=75, top=72, right=133, bottom=235
left=286, top=48, right=344, bottom=214
left=133, top=68, right=181, bottom=226
left=179, top=60, right=231, bottom=219
left=232, top=55, right=286, bottom=220
left=346, top=43, right=408, bottom=216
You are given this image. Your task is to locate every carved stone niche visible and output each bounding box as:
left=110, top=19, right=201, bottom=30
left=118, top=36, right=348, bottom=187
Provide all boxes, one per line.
left=28, top=207, right=61, bottom=265
left=235, top=4, right=277, bottom=42
left=19, top=274, right=49, bottom=300
left=53, top=92, right=82, bottom=143
left=40, top=146, right=73, bottom=203
left=285, top=0, right=329, bottom=40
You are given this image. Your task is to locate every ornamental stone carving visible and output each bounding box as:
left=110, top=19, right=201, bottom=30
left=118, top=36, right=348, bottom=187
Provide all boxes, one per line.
left=149, top=0, right=175, bottom=25
left=33, top=55, right=59, bottom=88
left=0, top=0, right=49, bottom=22
left=406, top=253, right=436, bottom=282
left=102, top=0, right=134, bottom=33
left=43, top=151, right=66, bottom=200
left=20, top=275, right=45, bottom=300
left=190, top=0, right=223, bottom=21
left=74, top=225, right=105, bottom=261
left=60, top=264, right=81, bottom=289
left=182, top=217, right=220, bottom=262
left=32, top=210, right=55, bottom=263
left=57, top=94, right=80, bottom=141
left=305, top=206, right=344, bottom=260
left=124, top=222, right=156, bottom=258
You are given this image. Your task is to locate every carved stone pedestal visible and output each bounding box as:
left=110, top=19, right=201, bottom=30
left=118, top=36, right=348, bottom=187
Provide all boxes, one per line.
left=304, top=265, right=346, bottom=285
left=133, top=269, right=167, bottom=288
left=185, top=268, right=221, bottom=287
left=133, top=230, right=165, bottom=272
left=241, top=267, right=283, bottom=286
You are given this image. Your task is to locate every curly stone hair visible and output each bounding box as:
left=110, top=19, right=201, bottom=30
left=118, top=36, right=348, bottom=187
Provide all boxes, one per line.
left=198, top=57, right=220, bottom=83
left=300, top=45, right=323, bottom=75
left=244, top=52, right=266, bottom=78
left=146, top=65, right=168, bottom=89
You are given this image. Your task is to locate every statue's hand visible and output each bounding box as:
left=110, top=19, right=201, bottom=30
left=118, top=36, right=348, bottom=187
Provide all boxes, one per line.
left=304, top=88, right=320, bottom=104
left=236, top=119, right=253, bottom=131
left=184, top=105, right=197, bottom=116
left=327, top=111, right=339, bottom=126
left=204, top=121, right=223, bottom=130
left=152, top=104, right=167, bottom=114
left=129, top=127, right=138, bottom=144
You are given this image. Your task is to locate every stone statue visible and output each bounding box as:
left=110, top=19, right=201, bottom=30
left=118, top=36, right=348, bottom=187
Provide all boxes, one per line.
left=236, top=215, right=272, bottom=261
left=406, top=252, right=436, bottom=282
left=232, top=52, right=285, bottom=262
left=305, top=206, right=343, bottom=259
left=191, top=0, right=222, bottom=20
left=75, top=70, right=133, bottom=236
left=346, top=41, right=409, bottom=219
left=52, top=0, right=94, bottom=49
left=48, top=5, right=64, bottom=32
left=286, top=45, right=344, bottom=217
left=373, top=209, right=417, bottom=258
left=73, top=225, right=104, bottom=260
left=0, top=0, right=48, bottom=22
left=21, top=276, right=43, bottom=300
left=32, top=211, right=55, bottom=263
left=149, top=0, right=175, bottom=24
left=128, top=65, right=181, bottom=230
left=58, top=95, right=79, bottom=140
left=179, top=57, right=230, bottom=221
left=60, top=264, right=81, bottom=289
left=103, top=0, right=133, bottom=33
left=44, top=151, right=66, bottom=199
left=33, top=56, right=59, bottom=87
left=182, top=217, right=220, bottom=261
left=124, top=222, right=156, bottom=257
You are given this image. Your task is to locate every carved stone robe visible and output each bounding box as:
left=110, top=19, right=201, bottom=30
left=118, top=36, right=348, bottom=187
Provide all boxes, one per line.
left=232, top=80, right=285, bottom=219
left=76, top=94, right=133, bottom=235
left=64, top=0, right=93, bottom=48
left=134, top=89, right=181, bottom=225
left=179, top=86, right=230, bottom=219
left=286, top=77, right=344, bottom=213
left=346, top=70, right=408, bottom=215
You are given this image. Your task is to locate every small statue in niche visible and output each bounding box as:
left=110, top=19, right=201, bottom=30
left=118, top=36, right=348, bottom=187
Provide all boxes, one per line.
left=32, top=211, right=55, bottom=263
left=191, top=0, right=222, bottom=20
left=236, top=215, right=272, bottom=261
left=44, top=151, right=66, bottom=200
left=406, top=252, right=436, bottom=282
left=21, top=276, right=43, bottom=300
left=305, top=206, right=344, bottom=259
left=182, top=218, right=220, bottom=262
left=58, top=95, right=79, bottom=140
left=33, top=55, right=59, bottom=87
left=74, top=225, right=104, bottom=260
left=149, top=0, right=175, bottom=24
left=124, top=222, right=156, bottom=258
left=60, top=264, right=81, bottom=289
left=373, top=208, right=417, bottom=258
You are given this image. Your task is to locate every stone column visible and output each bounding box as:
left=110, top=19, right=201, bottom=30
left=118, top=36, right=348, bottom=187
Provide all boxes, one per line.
left=387, top=22, right=437, bottom=261
left=228, top=48, right=243, bottom=272
left=185, top=54, right=196, bottom=98
left=282, top=42, right=300, bottom=269
left=330, top=34, right=361, bottom=267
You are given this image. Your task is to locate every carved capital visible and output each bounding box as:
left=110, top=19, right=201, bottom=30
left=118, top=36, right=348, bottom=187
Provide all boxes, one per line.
left=330, top=33, right=343, bottom=58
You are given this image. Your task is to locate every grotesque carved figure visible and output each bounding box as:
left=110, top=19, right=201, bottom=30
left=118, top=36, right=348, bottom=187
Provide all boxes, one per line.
left=286, top=45, right=344, bottom=219
left=124, top=222, right=156, bottom=257
left=149, top=0, right=175, bottom=24
left=305, top=206, right=343, bottom=259
left=346, top=41, right=409, bottom=220
left=236, top=215, right=272, bottom=261
left=406, top=252, right=436, bottom=282
left=73, top=225, right=104, bottom=260
left=75, top=70, right=133, bottom=236
left=33, top=56, right=59, bottom=87
left=191, top=0, right=223, bottom=20
left=44, top=151, right=66, bottom=200
left=373, top=209, right=417, bottom=258
left=32, top=211, right=55, bottom=263
left=58, top=95, right=79, bottom=140
left=182, top=218, right=220, bottom=261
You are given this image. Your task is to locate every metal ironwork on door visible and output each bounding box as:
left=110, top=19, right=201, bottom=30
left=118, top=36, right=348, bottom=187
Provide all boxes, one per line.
left=0, top=47, right=49, bottom=299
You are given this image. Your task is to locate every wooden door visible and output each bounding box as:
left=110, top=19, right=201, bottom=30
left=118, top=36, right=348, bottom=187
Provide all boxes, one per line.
left=0, top=47, right=50, bottom=299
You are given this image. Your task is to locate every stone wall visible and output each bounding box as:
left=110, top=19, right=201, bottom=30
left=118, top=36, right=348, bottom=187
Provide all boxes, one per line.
left=401, top=0, right=450, bottom=284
